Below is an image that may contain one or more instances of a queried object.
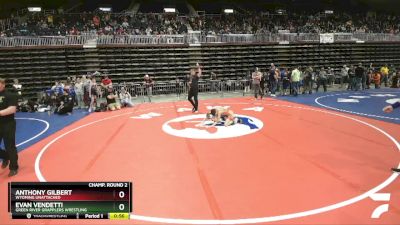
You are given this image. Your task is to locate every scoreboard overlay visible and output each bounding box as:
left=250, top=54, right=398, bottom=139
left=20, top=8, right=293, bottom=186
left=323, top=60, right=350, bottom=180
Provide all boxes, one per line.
left=8, top=182, right=132, bottom=220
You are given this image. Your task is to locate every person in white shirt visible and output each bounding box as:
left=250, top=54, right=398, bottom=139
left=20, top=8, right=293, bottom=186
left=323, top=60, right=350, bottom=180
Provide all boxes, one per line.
left=119, top=87, right=133, bottom=107
left=74, top=77, right=84, bottom=109
left=12, top=79, right=22, bottom=97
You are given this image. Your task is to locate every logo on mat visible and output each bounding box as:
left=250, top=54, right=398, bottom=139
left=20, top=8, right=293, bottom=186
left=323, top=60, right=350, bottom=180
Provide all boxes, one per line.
left=162, top=114, right=263, bottom=139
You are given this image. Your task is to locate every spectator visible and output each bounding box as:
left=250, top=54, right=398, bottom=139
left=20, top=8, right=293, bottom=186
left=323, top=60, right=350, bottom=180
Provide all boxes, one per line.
left=291, top=67, right=301, bottom=96
left=373, top=70, right=381, bottom=89
left=54, top=91, right=74, bottom=115
left=327, top=67, right=334, bottom=86
left=380, top=64, right=389, bottom=87
left=316, top=67, right=327, bottom=92
left=281, top=67, right=290, bottom=96
left=302, top=67, right=313, bottom=94
left=12, top=79, right=22, bottom=98
left=348, top=66, right=356, bottom=90
left=252, top=67, right=263, bottom=99
left=74, top=77, right=84, bottom=109
left=355, top=63, right=364, bottom=91
left=340, top=65, right=349, bottom=88
left=105, top=86, right=121, bottom=111
left=143, top=74, right=154, bottom=102
left=268, top=63, right=278, bottom=97
left=119, top=87, right=133, bottom=107
left=391, top=71, right=399, bottom=88
left=51, top=81, right=64, bottom=95
left=366, top=68, right=373, bottom=89
left=88, top=77, right=98, bottom=112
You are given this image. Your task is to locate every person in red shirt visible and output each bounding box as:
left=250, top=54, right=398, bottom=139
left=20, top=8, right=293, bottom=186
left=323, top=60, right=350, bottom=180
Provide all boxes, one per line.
left=101, top=75, right=112, bottom=88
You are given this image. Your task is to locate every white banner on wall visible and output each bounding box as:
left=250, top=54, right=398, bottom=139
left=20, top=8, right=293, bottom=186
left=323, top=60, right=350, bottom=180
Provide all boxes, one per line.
left=320, top=33, right=334, bottom=43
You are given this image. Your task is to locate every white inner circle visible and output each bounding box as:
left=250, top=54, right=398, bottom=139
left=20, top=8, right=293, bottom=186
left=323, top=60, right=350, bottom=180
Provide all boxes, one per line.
left=162, top=114, right=263, bottom=139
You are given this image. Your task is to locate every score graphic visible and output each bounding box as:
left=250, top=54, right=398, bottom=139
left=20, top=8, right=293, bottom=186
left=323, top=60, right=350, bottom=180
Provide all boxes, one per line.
left=8, top=182, right=132, bottom=220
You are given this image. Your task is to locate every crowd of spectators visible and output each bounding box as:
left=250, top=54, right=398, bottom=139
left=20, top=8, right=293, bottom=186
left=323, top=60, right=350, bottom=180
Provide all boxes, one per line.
left=0, top=12, right=188, bottom=37
left=1, top=10, right=399, bottom=37
left=12, top=62, right=399, bottom=115
left=246, top=63, right=399, bottom=99
left=13, top=71, right=140, bottom=114
left=191, top=12, right=400, bottom=35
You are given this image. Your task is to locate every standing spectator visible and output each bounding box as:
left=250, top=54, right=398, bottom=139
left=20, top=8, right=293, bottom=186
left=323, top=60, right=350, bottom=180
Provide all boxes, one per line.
left=268, top=63, right=277, bottom=97
left=275, top=68, right=281, bottom=93
left=361, top=66, right=368, bottom=90
left=366, top=68, right=374, bottom=89
left=348, top=66, right=356, bottom=90
left=355, top=63, right=364, bottom=91
left=101, top=74, right=112, bottom=88
left=83, top=75, right=91, bottom=108
left=210, top=72, right=219, bottom=92
left=52, top=81, right=64, bottom=95
left=244, top=71, right=251, bottom=93
left=260, top=71, right=266, bottom=98
left=143, top=74, right=154, bottom=102
left=291, top=67, right=301, bottom=96
left=302, top=67, right=313, bottom=94
left=316, top=67, right=328, bottom=92
left=252, top=67, right=263, bottom=99
left=380, top=64, right=389, bottom=87
left=327, top=67, right=334, bottom=86
left=280, top=67, right=290, bottom=96
left=119, top=87, right=134, bottom=107
left=88, top=77, right=98, bottom=112
left=391, top=71, right=399, bottom=88
left=100, top=74, right=112, bottom=102
left=340, top=65, right=349, bottom=89
left=74, top=77, right=84, bottom=108
left=12, top=79, right=22, bottom=99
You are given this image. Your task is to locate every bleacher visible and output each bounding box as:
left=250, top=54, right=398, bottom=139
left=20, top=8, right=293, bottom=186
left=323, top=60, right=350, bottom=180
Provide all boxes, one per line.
left=1, top=40, right=400, bottom=97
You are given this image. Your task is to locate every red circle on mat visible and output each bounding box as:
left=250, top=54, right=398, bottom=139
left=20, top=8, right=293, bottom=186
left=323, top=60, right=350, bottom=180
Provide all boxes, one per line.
left=39, top=99, right=399, bottom=220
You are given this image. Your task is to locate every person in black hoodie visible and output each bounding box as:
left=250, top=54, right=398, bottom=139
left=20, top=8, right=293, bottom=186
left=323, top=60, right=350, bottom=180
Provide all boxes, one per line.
left=354, top=63, right=364, bottom=91
left=0, top=78, right=19, bottom=177
left=188, top=65, right=201, bottom=112
left=55, top=91, right=74, bottom=115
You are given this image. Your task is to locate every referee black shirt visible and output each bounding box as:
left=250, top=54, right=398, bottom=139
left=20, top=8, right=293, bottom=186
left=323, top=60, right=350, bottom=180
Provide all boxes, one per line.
left=190, top=74, right=199, bottom=91
left=0, top=90, right=18, bottom=123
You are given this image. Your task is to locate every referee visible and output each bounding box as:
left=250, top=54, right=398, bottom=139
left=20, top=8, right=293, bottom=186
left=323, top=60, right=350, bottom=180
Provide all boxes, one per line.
left=0, top=78, right=19, bottom=177
left=188, top=65, right=201, bottom=113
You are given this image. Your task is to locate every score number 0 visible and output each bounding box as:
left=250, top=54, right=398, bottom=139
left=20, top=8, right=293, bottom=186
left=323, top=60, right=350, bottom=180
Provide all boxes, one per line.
left=118, top=191, right=126, bottom=211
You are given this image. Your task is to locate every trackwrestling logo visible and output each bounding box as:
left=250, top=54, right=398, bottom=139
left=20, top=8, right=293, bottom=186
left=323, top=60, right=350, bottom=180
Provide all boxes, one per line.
left=162, top=114, right=263, bottom=139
